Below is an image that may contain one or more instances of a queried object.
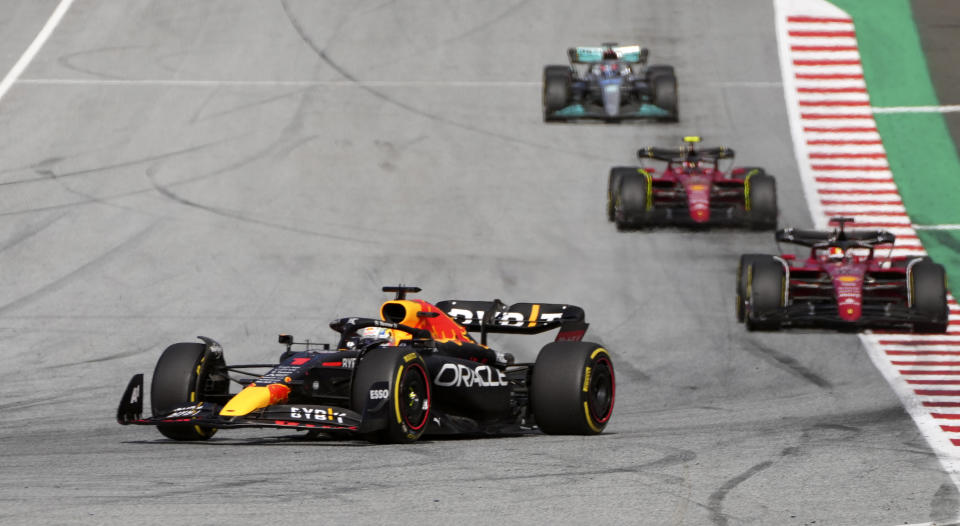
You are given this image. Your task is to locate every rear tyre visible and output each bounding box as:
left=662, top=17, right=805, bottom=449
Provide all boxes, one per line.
left=745, top=172, right=777, bottom=230
left=745, top=259, right=785, bottom=331
left=543, top=65, right=572, bottom=121
left=351, top=348, right=431, bottom=444
left=736, top=254, right=770, bottom=322
left=608, top=167, right=637, bottom=221
left=614, top=174, right=650, bottom=230
left=911, top=260, right=949, bottom=333
left=532, top=342, right=615, bottom=435
left=151, top=342, right=227, bottom=441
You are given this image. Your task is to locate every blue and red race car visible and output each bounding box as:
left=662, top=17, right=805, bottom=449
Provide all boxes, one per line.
left=117, top=286, right=615, bottom=443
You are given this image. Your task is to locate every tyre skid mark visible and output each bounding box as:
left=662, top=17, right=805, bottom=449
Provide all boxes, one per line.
left=741, top=337, right=833, bottom=389
left=144, top=162, right=378, bottom=245
left=0, top=222, right=160, bottom=316
left=707, top=460, right=774, bottom=526
left=278, top=0, right=616, bottom=162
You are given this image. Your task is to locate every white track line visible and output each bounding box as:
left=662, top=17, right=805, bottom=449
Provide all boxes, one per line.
left=18, top=78, right=541, bottom=88
left=873, top=105, right=960, bottom=114
left=914, top=224, right=960, bottom=231
left=19, top=78, right=786, bottom=89
left=0, top=0, right=75, bottom=103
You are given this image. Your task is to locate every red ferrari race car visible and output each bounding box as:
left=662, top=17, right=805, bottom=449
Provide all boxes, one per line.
left=607, top=136, right=777, bottom=230
left=736, top=218, right=949, bottom=332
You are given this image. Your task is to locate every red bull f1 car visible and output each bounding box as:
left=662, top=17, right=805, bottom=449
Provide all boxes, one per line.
left=736, top=218, right=949, bottom=332
left=543, top=43, right=678, bottom=122
left=608, top=136, right=778, bottom=230
left=117, top=286, right=615, bottom=443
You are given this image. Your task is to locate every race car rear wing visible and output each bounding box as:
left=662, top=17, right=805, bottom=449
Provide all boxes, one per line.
left=776, top=227, right=896, bottom=248
left=568, top=45, right=647, bottom=64
left=434, top=300, right=588, bottom=343
left=639, top=146, right=735, bottom=163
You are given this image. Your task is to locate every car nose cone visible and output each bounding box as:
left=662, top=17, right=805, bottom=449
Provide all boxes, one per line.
left=602, top=82, right=621, bottom=116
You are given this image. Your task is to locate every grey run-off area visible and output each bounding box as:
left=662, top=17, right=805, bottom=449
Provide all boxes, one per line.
left=0, top=1, right=956, bottom=524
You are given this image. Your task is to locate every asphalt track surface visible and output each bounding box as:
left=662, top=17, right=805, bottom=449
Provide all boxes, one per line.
left=0, top=1, right=956, bottom=524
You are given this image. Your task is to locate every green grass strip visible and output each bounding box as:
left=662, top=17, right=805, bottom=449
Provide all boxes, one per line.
left=831, top=0, right=960, bottom=284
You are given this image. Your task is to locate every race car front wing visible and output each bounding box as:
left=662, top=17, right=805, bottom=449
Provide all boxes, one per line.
left=117, top=374, right=362, bottom=432
left=752, top=302, right=942, bottom=330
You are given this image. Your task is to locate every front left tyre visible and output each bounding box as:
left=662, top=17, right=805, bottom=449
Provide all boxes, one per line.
left=745, top=258, right=786, bottom=331
left=910, top=259, right=949, bottom=333
left=531, top=342, right=615, bottom=435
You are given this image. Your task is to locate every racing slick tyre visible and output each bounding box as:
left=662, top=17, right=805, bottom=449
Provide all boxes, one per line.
left=614, top=173, right=651, bottom=230
left=744, top=171, right=777, bottom=230
left=646, top=65, right=674, bottom=78
left=736, top=254, right=770, bottom=322
left=351, top=348, right=431, bottom=444
left=647, top=65, right=678, bottom=122
left=910, top=259, right=949, bottom=333
left=745, top=258, right=786, bottom=331
left=543, top=65, right=572, bottom=121
left=608, top=167, right=637, bottom=221
left=531, top=342, right=615, bottom=435
left=151, top=342, right=228, bottom=441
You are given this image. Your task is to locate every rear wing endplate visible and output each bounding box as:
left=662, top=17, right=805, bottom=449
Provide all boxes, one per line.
left=435, top=300, right=588, bottom=342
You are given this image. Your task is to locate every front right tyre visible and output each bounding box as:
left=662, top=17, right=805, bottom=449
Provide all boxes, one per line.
left=608, top=167, right=637, bottom=221
left=736, top=254, right=769, bottom=322
left=614, top=173, right=651, bottom=230
left=543, top=65, right=572, bottom=121
left=745, top=258, right=786, bottom=331
left=151, top=342, right=227, bottom=441
left=647, top=64, right=678, bottom=122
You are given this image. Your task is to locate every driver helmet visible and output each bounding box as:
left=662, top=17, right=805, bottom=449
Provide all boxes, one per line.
left=346, top=326, right=395, bottom=349
left=827, top=246, right=845, bottom=261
